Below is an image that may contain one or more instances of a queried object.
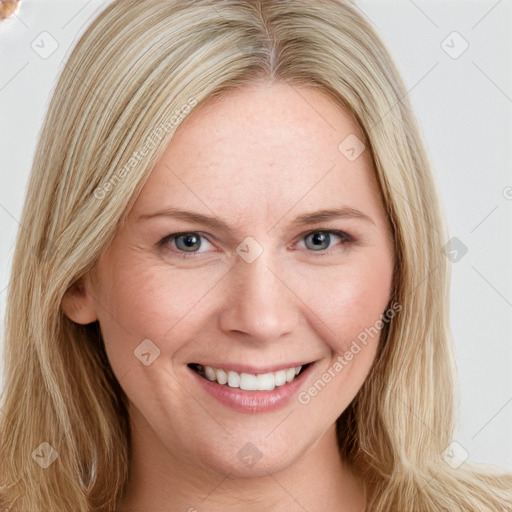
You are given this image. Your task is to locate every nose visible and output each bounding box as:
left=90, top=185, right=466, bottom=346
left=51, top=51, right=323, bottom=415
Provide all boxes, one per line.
left=217, top=250, right=299, bottom=345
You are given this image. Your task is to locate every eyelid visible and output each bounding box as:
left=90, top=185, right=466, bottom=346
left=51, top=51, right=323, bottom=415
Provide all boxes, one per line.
left=296, top=228, right=353, bottom=243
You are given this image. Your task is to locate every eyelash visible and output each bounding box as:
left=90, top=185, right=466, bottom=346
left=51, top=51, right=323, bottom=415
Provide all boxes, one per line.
left=157, top=229, right=354, bottom=259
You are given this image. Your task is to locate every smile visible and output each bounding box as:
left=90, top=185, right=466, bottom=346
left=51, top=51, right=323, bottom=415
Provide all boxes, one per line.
left=189, top=363, right=309, bottom=391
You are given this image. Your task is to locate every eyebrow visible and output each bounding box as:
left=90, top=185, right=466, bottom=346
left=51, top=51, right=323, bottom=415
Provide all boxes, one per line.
left=136, top=206, right=375, bottom=231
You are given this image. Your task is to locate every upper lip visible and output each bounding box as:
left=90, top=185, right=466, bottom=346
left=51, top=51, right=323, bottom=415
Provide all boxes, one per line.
left=189, top=361, right=315, bottom=374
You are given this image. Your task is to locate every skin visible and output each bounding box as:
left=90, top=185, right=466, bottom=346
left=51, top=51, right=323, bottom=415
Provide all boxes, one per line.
left=62, top=81, right=395, bottom=511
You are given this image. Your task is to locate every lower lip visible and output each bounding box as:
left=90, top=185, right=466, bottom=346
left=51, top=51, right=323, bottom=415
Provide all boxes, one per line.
left=189, top=364, right=316, bottom=414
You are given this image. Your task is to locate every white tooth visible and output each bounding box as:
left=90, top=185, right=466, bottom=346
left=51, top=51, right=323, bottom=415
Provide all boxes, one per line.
left=215, top=368, right=228, bottom=385
left=227, top=370, right=240, bottom=388
left=274, top=370, right=287, bottom=386
left=204, top=366, right=216, bottom=381
left=240, top=373, right=258, bottom=391
left=257, top=372, right=275, bottom=390
left=212, top=367, right=299, bottom=389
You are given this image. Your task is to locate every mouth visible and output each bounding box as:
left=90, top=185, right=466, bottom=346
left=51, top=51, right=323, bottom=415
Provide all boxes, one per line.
left=188, top=362, right=312, bottom=391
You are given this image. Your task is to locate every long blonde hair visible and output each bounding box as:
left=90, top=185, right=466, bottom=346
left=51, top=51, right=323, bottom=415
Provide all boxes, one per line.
left=1, top=1, right=511, bottom=510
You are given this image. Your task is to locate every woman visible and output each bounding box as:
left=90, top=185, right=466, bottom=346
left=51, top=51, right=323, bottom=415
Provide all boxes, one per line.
left=1, top=0, right=511, bottom=510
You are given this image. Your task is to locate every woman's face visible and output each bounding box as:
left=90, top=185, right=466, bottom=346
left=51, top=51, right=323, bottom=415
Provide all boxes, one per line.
left=65, top=82, right=394, bottom=477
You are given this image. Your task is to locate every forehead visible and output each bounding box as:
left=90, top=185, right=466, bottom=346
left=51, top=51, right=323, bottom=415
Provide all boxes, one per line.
left=131, top=82, right=384, bottom=224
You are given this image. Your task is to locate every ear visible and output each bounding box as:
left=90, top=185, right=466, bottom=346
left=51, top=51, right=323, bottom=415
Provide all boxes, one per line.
left=61, top=276, right=98, bottom=325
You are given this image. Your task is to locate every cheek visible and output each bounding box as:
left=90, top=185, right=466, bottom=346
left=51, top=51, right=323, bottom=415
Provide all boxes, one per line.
left=298, top=250, right=394, bottom=354
left=93, top=257, right=221, bottom=368
left=293, top=253, right=393, bottom=417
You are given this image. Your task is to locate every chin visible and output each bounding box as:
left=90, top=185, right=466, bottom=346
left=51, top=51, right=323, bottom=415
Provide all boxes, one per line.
left=182, top=430, right=309, bottom=479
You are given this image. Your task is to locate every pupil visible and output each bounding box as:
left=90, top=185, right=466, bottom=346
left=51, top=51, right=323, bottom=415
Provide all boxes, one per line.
left=178, top=234, right=200, bottom=251
left=309, top=232, right=329, bottom=250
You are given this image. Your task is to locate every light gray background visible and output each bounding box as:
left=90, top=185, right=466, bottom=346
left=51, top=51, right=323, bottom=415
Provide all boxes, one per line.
left=1, top=0, right=511, bottom=469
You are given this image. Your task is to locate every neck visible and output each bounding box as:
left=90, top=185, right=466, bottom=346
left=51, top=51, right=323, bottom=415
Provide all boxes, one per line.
left=116, top=411, right=366, bottom=512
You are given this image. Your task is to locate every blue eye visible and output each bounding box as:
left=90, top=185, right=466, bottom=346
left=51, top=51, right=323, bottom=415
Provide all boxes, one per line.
left=160, top=232, right=212, bottom=255
left=158, top=229, right=353, bottom=259
left=300, top=230, right=352, bottom=253
left=174, top=233, right=202, bottom=252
